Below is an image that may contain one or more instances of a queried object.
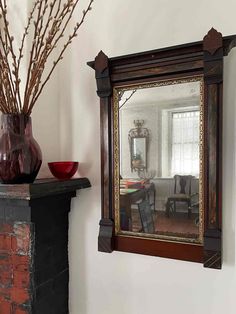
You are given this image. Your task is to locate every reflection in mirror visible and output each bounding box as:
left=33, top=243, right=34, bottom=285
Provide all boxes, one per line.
left=117, top=78, right=203, bottom=243
left=128, top=120, right=149, bottom=172
left=132, top=137, right=146, bottom=169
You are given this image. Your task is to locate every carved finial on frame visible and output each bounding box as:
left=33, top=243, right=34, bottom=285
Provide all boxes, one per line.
left=203, top=28, right=223, bottom=55
left=94, top=50, right=109, bottom=73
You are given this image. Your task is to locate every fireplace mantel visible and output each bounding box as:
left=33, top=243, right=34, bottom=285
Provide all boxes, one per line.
left=0, top=178, right=91, bottom=314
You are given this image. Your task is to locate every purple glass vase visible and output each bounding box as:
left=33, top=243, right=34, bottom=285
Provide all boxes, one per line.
left=0, top=114, right=42, bottom=184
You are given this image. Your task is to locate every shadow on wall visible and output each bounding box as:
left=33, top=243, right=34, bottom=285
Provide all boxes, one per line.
left=58, top=48, right=73, bottom=162
left=59, top=23, right=100, bottom=313
left=223, top=49, right=236, bottom=267
left=60, top=51, right=89, bottom=314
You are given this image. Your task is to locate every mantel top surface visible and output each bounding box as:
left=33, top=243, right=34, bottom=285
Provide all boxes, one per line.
left=0, top=177, right=91, bottom=200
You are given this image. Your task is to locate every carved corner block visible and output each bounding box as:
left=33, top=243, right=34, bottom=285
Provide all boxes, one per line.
left=94, top=51, right=112, bottom=98
left=98, top=219, right=114, bottom=253
left=203, top=28, right=223, bottom=56
left=204, top=230, right=221, bottom=269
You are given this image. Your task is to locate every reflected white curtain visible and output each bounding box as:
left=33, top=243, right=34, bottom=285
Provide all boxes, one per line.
left=171, top=111, right=199, bottom=176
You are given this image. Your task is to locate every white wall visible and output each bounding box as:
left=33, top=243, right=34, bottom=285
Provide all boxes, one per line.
left=12, top=0, right=236, bottom=313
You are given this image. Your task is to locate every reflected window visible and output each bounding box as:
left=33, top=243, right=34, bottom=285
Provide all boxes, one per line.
left=171, top=110, right=199, bottom=176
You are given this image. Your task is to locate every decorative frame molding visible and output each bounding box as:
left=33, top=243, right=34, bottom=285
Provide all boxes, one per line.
left=113, top=77, right=204, bottom=245
left=88, top=28, right=236, bottom=269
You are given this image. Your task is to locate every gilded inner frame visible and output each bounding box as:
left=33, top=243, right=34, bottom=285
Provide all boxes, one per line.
left=113, top=76, right=204, bottom=245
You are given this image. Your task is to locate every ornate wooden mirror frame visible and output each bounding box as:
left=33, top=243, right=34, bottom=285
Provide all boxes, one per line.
left=88, top=28, right=236, bottom=269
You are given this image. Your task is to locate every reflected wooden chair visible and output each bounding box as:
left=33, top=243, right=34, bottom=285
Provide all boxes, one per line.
left=189, top=199, right=200, bottom=225
left=138, top=200, right=155, bottom=233
left=165, top=175, right=194, bottom=218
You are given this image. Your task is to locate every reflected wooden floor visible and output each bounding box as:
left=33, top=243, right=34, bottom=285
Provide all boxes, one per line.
left=132, top=209, right=199, bottom=238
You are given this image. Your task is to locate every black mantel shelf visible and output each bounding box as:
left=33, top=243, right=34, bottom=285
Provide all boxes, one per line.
left=0, top=177, right=91, bottom=314
left=0, top=177, right=91, bottom=200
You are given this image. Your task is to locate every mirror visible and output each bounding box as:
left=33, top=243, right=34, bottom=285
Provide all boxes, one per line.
left=89, top=28, right=236, bottom=268
left=128, top=120, right=149, bottom=172
left=117, top=79, right=203, bottom=243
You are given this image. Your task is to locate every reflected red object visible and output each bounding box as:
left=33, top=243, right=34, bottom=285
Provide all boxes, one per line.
left=48, top=161, right=79, bottom=179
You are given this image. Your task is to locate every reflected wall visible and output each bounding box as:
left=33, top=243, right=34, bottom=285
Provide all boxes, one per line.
left=115, top=78, right=203, bottom=243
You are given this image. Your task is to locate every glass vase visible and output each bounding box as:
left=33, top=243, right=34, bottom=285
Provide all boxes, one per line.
left=0, top=114, right=42, bottom=184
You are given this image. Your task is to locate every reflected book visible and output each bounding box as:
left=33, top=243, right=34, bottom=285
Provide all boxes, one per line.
left=120, top=188, right=138, bottom=195
left=120, top=179, right=147, bottom=189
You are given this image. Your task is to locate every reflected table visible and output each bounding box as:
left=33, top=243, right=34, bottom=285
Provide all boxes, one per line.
left=120, top=183, right=155, bottom=231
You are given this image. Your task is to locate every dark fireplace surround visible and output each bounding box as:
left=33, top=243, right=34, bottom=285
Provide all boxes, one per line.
left=0, top=178, right=91, bottom=314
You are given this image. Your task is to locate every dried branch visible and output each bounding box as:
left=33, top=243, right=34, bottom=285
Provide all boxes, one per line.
left=0, top=0, right=20, bottom=112
left=23, top=0, right=46, bottom=110
left=119, top=90, right=137, bottom=110
left=16, top=0, right=41, bottom=109
left=0, top=31, right=17, bottom=112
left=29, top=0, right=94, bottom=113
left=0, top=0, right=95, bottom=114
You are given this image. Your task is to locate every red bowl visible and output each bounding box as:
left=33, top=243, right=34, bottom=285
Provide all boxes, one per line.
left=48, top=161, right=79, bottom=180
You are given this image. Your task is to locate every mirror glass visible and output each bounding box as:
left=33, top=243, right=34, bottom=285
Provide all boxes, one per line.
left=116, top=78, right=203, bottom=243
left=132, top=138, right=146, bottom=168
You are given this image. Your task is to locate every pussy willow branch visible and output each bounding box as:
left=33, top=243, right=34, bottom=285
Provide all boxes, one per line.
left=26, top=0, right=56, bottom=106
left=26, top=0, right=79, bottom=110
left=34, top=0, right=57, bottom=60
left=24, top=0, right=72, bottom=109
left=119, top=90, right=137, bottom=110
left=29, top=0, right=47, bottom=66
left=0, top=0, right=20, bottom=112
left=0, top=0, right=94, bottom=114
left=23, top=0, right=45, bottom=110
left=52, top=0, right=80, bottom=49
left=29, top=0, right=94, bottom=113
left=3, top=0, right=8, bottom=55
left=23, top=0, right=89, bottom=113
left=23, top=5, right=63, bottom=110
left=0, top=31, right=17, bottom=112
left=0, top=56, right=10, bottom=113
left=16, top=0, right=42, bottom=111
left=0, top=12, right=15, bottom=111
